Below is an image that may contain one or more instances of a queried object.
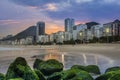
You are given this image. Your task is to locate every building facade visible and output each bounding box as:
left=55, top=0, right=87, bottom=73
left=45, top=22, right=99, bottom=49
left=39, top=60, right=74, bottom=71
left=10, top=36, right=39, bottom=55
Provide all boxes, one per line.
left=36, top=22, right=45, bottom=42
left=91, top=24, right=103, bottom=38
left=103, top=20, right=120, bottom=37
left=65, top=18, right=75, bottom=32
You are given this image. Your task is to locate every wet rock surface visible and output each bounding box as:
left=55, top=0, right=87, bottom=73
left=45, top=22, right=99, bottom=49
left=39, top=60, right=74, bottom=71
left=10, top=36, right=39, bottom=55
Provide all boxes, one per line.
left=33, top=59, right=63, bottom=76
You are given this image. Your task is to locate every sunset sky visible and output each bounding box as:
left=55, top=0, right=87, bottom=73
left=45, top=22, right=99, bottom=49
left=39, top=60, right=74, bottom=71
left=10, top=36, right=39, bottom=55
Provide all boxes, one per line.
left=0, top=0, right=120, bottom=38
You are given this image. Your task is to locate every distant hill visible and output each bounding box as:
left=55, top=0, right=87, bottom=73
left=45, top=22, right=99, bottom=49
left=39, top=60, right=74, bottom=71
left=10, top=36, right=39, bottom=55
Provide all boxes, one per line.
left=2, top=26, right=37, bottom=41
left=86, top=22, right=99, bottom=29
left=14, top=26, right=37, bottom=39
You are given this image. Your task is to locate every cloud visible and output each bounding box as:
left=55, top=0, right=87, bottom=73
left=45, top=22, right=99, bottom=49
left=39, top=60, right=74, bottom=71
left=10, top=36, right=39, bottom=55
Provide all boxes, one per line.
left=46, top=23, right=64, bottom=34
left=0, top=0, right=64, bottom=37
left=0, top=20, right=20, bottom=25
left=11, top=0, right=71, bottom=12
left=74, top=0, right=94, bottom=3
left=45, top=3, right=58, bottom=11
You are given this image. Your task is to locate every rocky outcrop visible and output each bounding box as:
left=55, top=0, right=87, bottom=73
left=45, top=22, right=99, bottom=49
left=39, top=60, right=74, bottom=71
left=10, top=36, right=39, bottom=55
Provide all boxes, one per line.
left=6, top=57, right=39, bottom=80
left=33, top=59, right=63, bottom=76
left=71, top=65, right=101, bottom=74
left=47, top=68, right=94, bottom=80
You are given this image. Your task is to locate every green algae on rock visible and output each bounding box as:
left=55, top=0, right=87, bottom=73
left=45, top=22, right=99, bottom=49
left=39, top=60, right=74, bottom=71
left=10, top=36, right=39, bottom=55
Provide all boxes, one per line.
left=47, top=68, right=94, bottom=80
left=105, top=66, right=120, bottom=73
left=6, top=57, right=39, bottom=80
left=71, top=65, right=101, bottom=74
left=34, top=69, right=46, bottom=80
left=0, top=73, right=5, bottom=80
left=34, top=59, right=63, bottom=76
left=33, top=59, right=43, bottom=69
left=95, top=71, right=120, bottom=80
left=9, top=78, right=23, bottom=80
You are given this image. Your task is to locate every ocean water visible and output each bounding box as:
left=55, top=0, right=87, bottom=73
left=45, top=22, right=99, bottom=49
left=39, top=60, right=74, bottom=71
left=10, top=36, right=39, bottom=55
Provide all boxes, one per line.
left=0, top=46, right=119, bottom=74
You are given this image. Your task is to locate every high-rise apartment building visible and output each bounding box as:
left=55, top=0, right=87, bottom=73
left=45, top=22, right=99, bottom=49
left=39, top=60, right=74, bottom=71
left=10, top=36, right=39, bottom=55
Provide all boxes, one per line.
left=36, top=22, right=45, bottom=42
left=36, top=22, right=45, bottom=35
left=65, top=18, right=75, bottom=32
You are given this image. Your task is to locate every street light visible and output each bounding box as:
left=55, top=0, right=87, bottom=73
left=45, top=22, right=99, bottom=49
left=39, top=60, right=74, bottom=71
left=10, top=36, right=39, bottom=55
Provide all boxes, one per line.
left=106, top=28, right=110, bottom=43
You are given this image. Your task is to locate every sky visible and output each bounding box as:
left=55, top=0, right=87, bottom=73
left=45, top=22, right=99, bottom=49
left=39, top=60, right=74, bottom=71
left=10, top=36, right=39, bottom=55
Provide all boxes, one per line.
left=0, top=0, right=120, bottom=38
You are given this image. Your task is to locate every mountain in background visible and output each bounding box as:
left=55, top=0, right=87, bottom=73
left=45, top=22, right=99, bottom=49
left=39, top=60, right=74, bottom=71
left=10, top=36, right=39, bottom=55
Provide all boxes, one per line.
left=2, top=26, right=37, bottom=41
left=14, top=26, right=36, bottom=39
left=86, top=22, right=99, bottom=29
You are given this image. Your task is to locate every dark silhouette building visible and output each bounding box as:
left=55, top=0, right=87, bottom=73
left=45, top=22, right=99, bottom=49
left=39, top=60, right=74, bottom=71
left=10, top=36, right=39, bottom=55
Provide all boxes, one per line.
left=36, top=22, right=45, bottom=35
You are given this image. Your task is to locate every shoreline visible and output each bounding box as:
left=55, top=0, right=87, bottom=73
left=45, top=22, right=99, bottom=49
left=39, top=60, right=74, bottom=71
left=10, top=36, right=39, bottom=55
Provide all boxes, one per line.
left=0, top=43, right=120, bottom=74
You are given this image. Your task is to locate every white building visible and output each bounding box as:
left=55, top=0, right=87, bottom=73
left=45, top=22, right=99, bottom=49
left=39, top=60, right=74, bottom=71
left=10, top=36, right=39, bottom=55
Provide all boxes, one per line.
left=103, top=20, right=120, bottom=37
left=64, top=32, right=72, bottom=41
left=77, top=29, right=92, bottom=41
left=91, top=24, right=103, bottom=38
left=73, top=24, right=87, bottom=40
left=26, top=36, right=33, bottom=44
left=55, top=31, right=64, bottom=43
left=49, top=34, right=54, bottom=42
left=37, top=35, right=49, bottom=43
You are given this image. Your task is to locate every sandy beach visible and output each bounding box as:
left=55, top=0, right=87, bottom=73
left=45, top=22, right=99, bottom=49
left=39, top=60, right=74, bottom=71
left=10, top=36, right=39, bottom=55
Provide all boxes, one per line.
left=0, top=44, right=120, bottom=74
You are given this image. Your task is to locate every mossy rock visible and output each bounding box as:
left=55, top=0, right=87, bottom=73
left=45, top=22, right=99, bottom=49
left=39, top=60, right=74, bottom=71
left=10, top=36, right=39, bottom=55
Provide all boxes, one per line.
left=86, top=65, right=101, bottom=74
left=35, top=59, right=63, bottom=76
left=71, top=65, right=100, bottom=74
left=71, top=65, right=86, bottom=71
left=105, top=66, right=120, bottom=73
left=95, top=71, right=120, bottom=80
left=0, top=73, right=5, bottom=80
left=33, top=59, right=43, bottom=69
left=9, top=78, right=23, bottom=80
left=108, top=73, right=120, bottom=80
left=6, top=57, right=39, bottom=80
left=47, top=68, right=94, bottom=80
left=34, top=69, right=46, bottom=80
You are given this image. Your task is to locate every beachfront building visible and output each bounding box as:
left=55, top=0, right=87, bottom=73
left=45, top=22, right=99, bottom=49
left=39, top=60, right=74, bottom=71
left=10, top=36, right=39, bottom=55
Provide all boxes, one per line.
left=65, top=18, right=75, bottom=33
left=103, top=19, right=120, bottom=37
left=55, top=31, right=64, bottom=43
left=18, top=36, right=33, bottom=45
left=85, top=29, right=93, bottom=41
left=73, top=24, right=87, bottom=40
left=77, top=29, right=93, bottom=42
left=36, top=22, right=45, bottom=42
left=49, top=34, right=54, bottom=42
left=25, top=36, right=34, bottom=45
left=91, top=24, right=103, bottom=38
left=37, top=35, right=49, bottom=43
left=64, top=32, right=72, bottom=41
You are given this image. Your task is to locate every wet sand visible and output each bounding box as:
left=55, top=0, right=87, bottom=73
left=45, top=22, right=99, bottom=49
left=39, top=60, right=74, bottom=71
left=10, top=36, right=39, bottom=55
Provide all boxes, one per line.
left=0, top=44, right=120, bottom=74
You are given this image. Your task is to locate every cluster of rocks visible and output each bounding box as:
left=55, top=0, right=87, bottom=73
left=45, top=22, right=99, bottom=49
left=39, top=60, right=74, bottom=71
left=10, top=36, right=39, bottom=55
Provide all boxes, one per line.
left=0, top=57, right=120, bottom=80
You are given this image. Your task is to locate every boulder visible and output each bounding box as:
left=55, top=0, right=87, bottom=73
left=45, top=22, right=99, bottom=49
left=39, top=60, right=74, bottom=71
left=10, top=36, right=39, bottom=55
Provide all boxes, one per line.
left=9, top=78, right=23, bottom=80
left=47, top=68, right=94, bottom=80
left=35, top=59, right=63, bottom=76
left=86, top=65, right=101, bottom=74
left=34, top=69, right=46, bottom=80
left=105, top=66, right=120, bottom=73
left=0, top=73, right=5, bottom=80
left=33, top=59, right=43, bottom=69
left=95, top=71, right=120, bottom=80
left=71, top=65, right=100, bottom=74
left=6, top=57, right=39, bottom=80
left=71, top=65, right=86, bottom=71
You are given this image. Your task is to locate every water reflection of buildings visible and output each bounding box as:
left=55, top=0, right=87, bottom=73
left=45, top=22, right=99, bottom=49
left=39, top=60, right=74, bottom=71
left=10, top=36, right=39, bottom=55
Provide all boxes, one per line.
left=44, top=49, right=65, bottom=67
left=42, top=49, right=114, bottom=70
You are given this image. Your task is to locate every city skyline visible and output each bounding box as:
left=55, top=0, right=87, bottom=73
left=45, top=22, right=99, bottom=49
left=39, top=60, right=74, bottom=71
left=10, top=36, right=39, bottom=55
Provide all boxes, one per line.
left=0, top=0, right=120, bottom=38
